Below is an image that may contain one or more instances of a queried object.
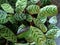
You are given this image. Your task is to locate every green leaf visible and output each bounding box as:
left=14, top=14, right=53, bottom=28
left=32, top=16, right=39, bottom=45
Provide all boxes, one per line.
left=14, top=13, right=26, bottom=21
left=37, top=14, right=47, bottom=23
left=46, top=39, right=56, bottom=45
left=17, top=25, right=30, bottom=39
left=46, top=29, right=59, bottom=39
left=48, top=24, right=59, bottom=29
left=0, top=10, right=8, bottom=24
left=29, top=26, right=46, bottom=45
left=26, top=14, right=33, bottom=22
left=16, top=0, right=27, bottom=13
left=1, top=3, right=14, bottom=13
left=17, top=30, right=30, bottom=39
left=40, top=0, right=51, bottom=6
left=49, top=16, right=57, bottom=24
left=0, top=18, right=8, bottom=24
left=0, top=25, right=17, bottom=42
left=15, top=43, right=29, bottom=45
left=30, top=0, right=40, bottom=4
left=38, top=5, right=58, bottom=17
left=0, top=10, right=7, bottom=19
left=27, top=5, right=40, bottom=14
left=55, top=30, right=60, bottom=38
left=7, top=14, right=16, bottom=24
left=33, top=18, right=47, bottom=33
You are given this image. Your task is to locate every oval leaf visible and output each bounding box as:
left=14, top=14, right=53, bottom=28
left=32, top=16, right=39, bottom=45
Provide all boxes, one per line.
left=38, top=5, right=58, bottom=17
left=16, top=0, right=27, bottom=13
left=0, top=25, right=17, bottom=42
left=33, top=18, right=47, bottom=33
left=14, top=13, right=26, bottom=21
left=1, top=3, right=14, bottom=13
left=27, top=5, right=40, bottom=14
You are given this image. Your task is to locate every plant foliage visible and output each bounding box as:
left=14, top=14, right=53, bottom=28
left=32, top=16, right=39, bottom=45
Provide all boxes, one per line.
left=0, top=0, right=59, bottom=45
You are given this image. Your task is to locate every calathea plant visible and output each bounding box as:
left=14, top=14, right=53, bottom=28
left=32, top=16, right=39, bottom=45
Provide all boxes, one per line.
left=0, top=0, right=60, bottom=45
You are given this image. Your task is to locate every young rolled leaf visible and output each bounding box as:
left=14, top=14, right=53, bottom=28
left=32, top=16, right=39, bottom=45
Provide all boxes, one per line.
left=33, top=18, right=47, bottom=33
left=46, top=29, right=59, bottom=39
left=0, top=25, right=17, bottom=42
left=16, top=0, right=27, bottom=13
left=29, top=26, right=46, bottom=45
left=26, top=14, right=33, bottom=22
left=14, top=13, right=26, bottom=21
left=27, top=5, right=40, bottom=14
left=1, top=3, right=14, bottom=13
left=49, top=16, right=57, bottom=24
left=17, top=24, right=25, bottom=34
left=38, top=5, right=58, bottom=17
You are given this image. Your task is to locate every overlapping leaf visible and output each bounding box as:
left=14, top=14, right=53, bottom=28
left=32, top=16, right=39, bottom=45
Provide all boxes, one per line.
left=15, top=43, right=29, bottom=45
left=0, top=25, right=17, bottom=42
left=33, top=18, right=47, bottom=33
left=14, top=13, right=26, bottom=21
left=0, top=10, right=7, bottom=19
left=46, top=39, right=56, bottom=45
left=38, top=5, right=58, bottom=17
left=49, top=16, right=57, bottom=24
left=1, top=3, right=14, bottom=13
left=29, top=26, right=46, bottom=45
left=0, top=10, right=8, bottom=24
left=7, top=14, right=16, bottom=24
left=27, top=5, right=40, bottom=14
left=46, top=29, right=59, bottom=39
left=17, top=24, right=25, bottom=34
left=37, top=14, right=47, bottom=23
left=48, top=24, right=59, bottom=29
left=26, top=14, right=33, bottom=22
left=16, top=0, right=27, bottom=13
left=40, top=0, right=51, bottom=6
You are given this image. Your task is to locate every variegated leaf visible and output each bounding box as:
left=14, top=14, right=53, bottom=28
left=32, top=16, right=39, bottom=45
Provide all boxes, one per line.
left=0, top=25, right=17, bottom=42
left=33, top=18, right=47, bottom=33
left=1, top=3, right=14, bottom=13
left=29, top=26, right=46, bottom=45
left=14, top=13, right=26, bottom=21
left=27, top=5, right=40, bottom=14
left=46, top=29, right=59, bottom=39
left=46, top=39, right=56, bottom=45
left=26, top=14, right=33, bottom=22
left=49, top=16, right=57, bottom=24
left=16, top=0, right=27, bottom=13
left=38, top=5, right=58, bottom=17
left=37, top=14, right=47, bottom=23
left=40, top=0, right=51, bottom=6
left=7, top=14, right=16, bottom=24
